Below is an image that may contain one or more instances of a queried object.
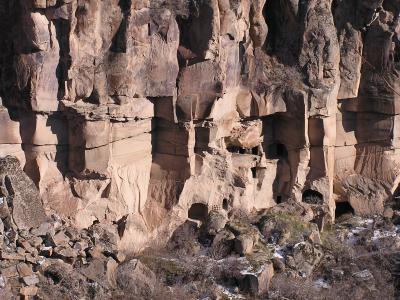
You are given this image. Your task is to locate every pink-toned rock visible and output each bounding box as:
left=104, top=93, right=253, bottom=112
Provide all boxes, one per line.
left=0, top=0, right=399, bottom=258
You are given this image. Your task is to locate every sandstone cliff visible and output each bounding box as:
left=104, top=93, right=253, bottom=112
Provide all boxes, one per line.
left=0, top=0, right=400, bottom=254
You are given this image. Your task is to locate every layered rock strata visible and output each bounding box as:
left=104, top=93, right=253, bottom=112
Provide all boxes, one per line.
left=0, top=0, right=400, bottom=253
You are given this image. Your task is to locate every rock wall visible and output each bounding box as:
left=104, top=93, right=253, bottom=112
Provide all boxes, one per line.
left=0, top=0, right=400, bottom=253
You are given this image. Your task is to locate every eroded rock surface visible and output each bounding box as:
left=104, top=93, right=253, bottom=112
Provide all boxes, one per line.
left=0, top=0, right=400, bottom=267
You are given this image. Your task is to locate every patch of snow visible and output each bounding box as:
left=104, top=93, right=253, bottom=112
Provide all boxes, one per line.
left=371, top=226, right=400, bottom=241
left=314, top=278, right=330, bottom=289
left=0, top=275, right=5, bottom=289
left=217, top=285, right=246, bottom=299
left=293, top=241, right=306, bottom=248
left=37, top=257, right=46, bottom=265
left=273, top=245, right=284, bottom=259
left=240, top=265, right=261, bottom=276
left=360, top=219, right=374, bottom=226
left=352, top=269, right=373, bottom=281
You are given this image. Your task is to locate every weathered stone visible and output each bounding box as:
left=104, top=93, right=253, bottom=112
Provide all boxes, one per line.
left=239, top=262, right=274, bottom=296
left=1, top=265, right=18, bottom=278
left=73, top=241, right=89, bottom=252
left=0, top=252, right=25, bottom=261
left=17, top=239, right=35, bottom=254
left=352, top=269, right=374, bottom=282
left=116, top=259, right=156, bottom=298
left=272, top=257, right=285, bottom=273
left=53, top=231, right=69, bottom=245
left=292, top=242, right=324, bottom=277
left=22, top=274, right=39, bottom=286
left=234, top=234, right=254, bottom=255
left=0, top=156, right=46, bottom=229
left=16, top=263, right=33, bottom=277
left=30, top=236, right=43, bottom=248
left=209, top=229, right=235, bottom=259
left=383, top=207, right=394, bottom=220
left=19, top=285, right=38, bottom=297
left=0, top=2, right=398, bottom=291
left=53, top=245, right=78, bottom=261
left=206, top=210, right=228, bottom=235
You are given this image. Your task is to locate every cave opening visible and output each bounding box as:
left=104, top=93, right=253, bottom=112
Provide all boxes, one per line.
left=188, top=203, right=208, bottom=222
left=252, top=146, right=259, bottom=155
left=335, top=202, right=355, bottom=219
left=222, top=198, right=229, bottom=210
left=302, top=189, right=323, bottom=205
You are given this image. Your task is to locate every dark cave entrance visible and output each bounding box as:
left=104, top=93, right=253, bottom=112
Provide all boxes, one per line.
left=302, top=189, right=323, bottom=205
left=188, top=203, right=208, bottom=222
left=252, top=146, right=260, bottom=155
left=335, top=202, right=355, bottom=219
left=222, top=198, right=229, bottom=210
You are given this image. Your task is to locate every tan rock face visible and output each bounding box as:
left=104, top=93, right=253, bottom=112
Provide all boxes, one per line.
left=1, top=0, right=400, bottom=253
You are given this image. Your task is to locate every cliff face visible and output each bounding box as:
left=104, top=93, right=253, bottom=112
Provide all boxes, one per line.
left=0, top=0, right=400, bottom=253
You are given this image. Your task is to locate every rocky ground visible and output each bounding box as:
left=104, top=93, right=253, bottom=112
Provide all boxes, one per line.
left=1, top=198, right=400, bottom=299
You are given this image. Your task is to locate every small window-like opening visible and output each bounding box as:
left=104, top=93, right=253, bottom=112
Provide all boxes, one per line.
left=276, top=196, right=282, bottom=204
left=302, top=189, right=323, bottom=205
left=252, top=146, right=259, bottom=155
left=251, top=167, right=257, bottom=178
left=222, top=199, right=229, bottom=210
left=335, top=202, right=354, bottom=219
left=227, top=146, right=246, bottom=154
left=188, top=203, right=208, bottom=222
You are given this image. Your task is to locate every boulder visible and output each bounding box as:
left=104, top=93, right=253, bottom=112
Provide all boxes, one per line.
left=205, top=210, right=228, bottom=235
left=116, top=259, right=156, bottom=298
left=209, top=229, right=235, bottom=259
left=239, top=262, right=274, bottom=296
left=234, top=234, right=254, bottom=255
left=292, top=241, right=324, bottom=277
left=0, top=156, right=46, bottom=230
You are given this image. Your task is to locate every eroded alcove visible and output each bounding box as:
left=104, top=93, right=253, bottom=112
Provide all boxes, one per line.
left=335, top=201, right=354, bottom=218
left=302, top=189, right=323, bottom=205
left=188, top=203, right=208, bottom=222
